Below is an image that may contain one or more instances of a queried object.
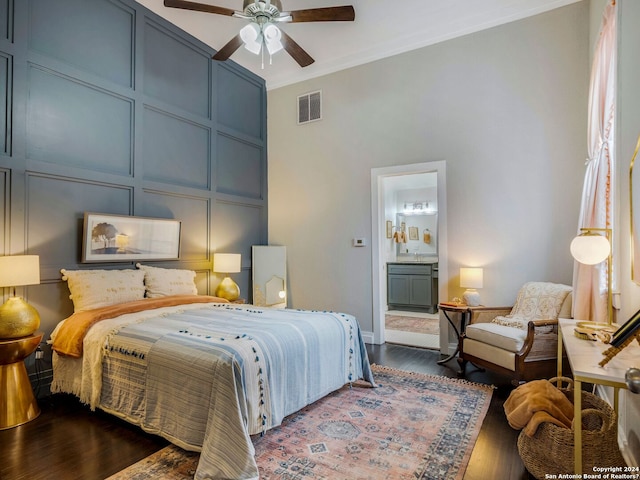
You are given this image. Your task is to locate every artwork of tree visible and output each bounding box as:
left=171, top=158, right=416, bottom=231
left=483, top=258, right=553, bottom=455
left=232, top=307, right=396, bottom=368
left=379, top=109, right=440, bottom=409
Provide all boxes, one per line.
left=92, top=222, right=117, bottom=249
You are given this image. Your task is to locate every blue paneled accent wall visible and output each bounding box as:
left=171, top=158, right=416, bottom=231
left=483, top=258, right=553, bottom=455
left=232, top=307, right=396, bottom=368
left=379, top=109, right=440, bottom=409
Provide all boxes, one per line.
left=0, top=0, right=267, bottom=393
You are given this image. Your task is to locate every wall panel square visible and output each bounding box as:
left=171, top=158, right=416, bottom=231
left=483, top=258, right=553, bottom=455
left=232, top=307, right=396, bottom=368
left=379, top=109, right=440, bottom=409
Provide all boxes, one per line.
left=1, top=0, right=10, bottom=42
left=217, top=66, right=262, bottom=138
left=213, top=201, right=263, bottom=265
left=28, top=0, right=134, bottom=88
left=144, top=21, right=209, bottom=118
left=216, top=133, right=262, bottom=199
left=143, top=107, right=209, bottom=189
left=0, top=53, right=8, bottom=156
left=26, top=174, right=132, bottom=272
left=26, top=66, right=133, bottom=175
left=0, top=169, right=5, bottom=254
left=139, top=190, right=209, bottom=261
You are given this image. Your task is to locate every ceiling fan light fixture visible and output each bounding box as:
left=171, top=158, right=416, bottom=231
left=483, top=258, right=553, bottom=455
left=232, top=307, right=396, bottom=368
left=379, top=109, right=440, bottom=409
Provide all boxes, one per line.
left=240, top=23, right=262, bottom=54
left=264, top=24, right=283, bottom=55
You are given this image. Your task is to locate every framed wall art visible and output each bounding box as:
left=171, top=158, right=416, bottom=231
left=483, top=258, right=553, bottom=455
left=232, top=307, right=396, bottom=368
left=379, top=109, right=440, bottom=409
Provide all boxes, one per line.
left=82, top=212, right=181, bottom=263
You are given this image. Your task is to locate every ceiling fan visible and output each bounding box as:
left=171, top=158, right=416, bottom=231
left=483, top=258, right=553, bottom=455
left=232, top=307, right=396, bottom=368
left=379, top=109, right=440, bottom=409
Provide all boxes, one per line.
left=163, top=0, right=355, bottom=68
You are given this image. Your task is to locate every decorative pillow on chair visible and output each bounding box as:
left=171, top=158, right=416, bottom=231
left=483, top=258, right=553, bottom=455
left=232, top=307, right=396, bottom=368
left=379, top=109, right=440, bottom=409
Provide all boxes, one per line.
left=136, top=263, right=198, bottom=298
left=492, top=282, right=572, bottom=330
left=61, top=268, right=146, bottom=312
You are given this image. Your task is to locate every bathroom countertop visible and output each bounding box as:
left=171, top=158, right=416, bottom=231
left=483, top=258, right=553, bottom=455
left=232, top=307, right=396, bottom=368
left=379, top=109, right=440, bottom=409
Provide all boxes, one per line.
left=388, top=258, right=438, bottom=265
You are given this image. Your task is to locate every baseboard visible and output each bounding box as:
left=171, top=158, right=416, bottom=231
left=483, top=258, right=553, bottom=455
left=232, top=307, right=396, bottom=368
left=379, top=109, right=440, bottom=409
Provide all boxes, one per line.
left=362, top=330, right=374, bottom=344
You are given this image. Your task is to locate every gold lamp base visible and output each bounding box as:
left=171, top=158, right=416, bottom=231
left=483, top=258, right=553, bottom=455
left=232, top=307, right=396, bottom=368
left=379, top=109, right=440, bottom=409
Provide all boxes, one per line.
left=216, top=276, right=240, bottom=301
left=0, top=297, right=41, bottom=339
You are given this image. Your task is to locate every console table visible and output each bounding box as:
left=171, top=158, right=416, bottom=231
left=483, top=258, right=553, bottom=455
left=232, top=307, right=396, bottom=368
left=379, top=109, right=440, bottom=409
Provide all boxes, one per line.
left=557, top=319, right=637, bottom=474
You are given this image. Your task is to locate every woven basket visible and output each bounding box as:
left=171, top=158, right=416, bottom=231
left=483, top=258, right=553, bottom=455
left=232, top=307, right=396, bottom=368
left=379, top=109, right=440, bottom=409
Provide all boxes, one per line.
left=517, top=377, right=626, bottom=479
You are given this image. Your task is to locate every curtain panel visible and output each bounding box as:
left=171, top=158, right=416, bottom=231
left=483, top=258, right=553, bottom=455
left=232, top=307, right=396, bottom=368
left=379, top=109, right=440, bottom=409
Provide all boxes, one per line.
left=572, top=1, right=617, bottom=322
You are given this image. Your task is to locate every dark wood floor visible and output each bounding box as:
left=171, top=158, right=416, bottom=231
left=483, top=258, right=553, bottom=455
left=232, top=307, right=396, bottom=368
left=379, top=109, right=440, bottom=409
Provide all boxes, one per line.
left=0, top=343, right=532, bottom=480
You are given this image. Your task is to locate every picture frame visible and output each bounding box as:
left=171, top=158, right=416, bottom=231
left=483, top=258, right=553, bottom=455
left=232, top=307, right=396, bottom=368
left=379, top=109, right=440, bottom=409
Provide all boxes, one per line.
left=609, top=307, right=640, bottom=347
left=82, top=212, right=181, bottom=263
left=409, top=226, right=419, bottom=241
left=386, top=220, right=393, bottom=239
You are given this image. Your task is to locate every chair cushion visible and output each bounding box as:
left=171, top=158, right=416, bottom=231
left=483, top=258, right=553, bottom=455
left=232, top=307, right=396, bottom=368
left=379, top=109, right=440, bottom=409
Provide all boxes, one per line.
left=492, top=282, right=572, bottom=330
left=465, top=322, right=528, bottom=353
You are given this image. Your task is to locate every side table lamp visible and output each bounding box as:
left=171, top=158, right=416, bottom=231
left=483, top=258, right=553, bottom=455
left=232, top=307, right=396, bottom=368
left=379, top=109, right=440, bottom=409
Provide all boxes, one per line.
left=214, top=253, right=242, bottom=301
left=0, top=255, right=43, bottom=429
left=0, top=255, right=41, bottom=338
left=460, top=267, right=483, bottom=307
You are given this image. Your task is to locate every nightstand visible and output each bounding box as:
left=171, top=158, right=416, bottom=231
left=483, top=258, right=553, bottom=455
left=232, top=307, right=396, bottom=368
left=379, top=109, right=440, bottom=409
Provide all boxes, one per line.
left=437, top=303, right=477, bottom=365
left=0, top=332, right=43, bottom=429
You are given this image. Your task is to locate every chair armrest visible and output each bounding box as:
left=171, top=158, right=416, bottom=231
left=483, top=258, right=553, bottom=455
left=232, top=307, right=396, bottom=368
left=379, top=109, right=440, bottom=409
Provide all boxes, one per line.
left=529, top=318, right=558, bottom=328
left=517, top=319, right=559, bottom=357
left=469, top=306, right=512, bottom=324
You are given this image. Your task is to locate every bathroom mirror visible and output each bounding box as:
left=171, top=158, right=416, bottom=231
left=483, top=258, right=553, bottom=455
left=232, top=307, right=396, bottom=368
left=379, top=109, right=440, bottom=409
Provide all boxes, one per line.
left=630, top=134, right=640, bottom=284
left=395, top=212, right=438, bottom=258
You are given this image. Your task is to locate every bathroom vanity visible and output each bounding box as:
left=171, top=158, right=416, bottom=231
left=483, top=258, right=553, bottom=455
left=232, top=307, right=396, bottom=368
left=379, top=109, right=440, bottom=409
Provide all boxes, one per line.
left=387, top=260, right=438, bottom=313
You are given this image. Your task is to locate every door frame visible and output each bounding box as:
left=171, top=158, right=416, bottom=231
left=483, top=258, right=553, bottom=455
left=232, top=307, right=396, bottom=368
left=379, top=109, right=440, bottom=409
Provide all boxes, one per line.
left=370, top=161, right=448, bottom=346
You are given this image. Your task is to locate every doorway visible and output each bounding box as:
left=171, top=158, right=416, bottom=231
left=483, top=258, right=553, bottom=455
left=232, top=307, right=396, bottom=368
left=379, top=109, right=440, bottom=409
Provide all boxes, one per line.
left=370, top=161, right=449, bottom=354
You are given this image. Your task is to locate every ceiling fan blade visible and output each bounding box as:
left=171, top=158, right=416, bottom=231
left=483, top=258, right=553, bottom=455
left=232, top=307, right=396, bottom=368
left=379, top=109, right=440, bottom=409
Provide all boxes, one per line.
left=163, top=0, right=236, bottom=17
left=288, top=6, right=355, bottom=23
left=213, top=34, right=243, bottom=61
left=280, top=30, right=314, bottom=67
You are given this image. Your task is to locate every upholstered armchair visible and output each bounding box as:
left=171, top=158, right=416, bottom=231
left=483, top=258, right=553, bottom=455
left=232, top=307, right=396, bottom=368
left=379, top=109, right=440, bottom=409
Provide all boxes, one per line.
left=457, top=282, right=572, bottom=385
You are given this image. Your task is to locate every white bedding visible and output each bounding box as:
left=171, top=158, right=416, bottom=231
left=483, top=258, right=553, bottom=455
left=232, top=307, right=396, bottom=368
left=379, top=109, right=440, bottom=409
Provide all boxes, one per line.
left=51, top=302, right=375, bottom=479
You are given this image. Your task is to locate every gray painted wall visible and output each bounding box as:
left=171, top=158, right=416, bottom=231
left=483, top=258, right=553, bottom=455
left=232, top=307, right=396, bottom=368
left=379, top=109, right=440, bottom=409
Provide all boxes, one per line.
left=0, top=0, right=267, bottom=389
left=268, top=3, right=589, bottom=334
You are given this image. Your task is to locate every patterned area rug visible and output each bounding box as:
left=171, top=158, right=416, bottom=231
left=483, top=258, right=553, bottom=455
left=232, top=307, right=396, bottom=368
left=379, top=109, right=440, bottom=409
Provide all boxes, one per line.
left=385, top=314, right=440, bottom=334
left=107, top=365, right=493, bottom=480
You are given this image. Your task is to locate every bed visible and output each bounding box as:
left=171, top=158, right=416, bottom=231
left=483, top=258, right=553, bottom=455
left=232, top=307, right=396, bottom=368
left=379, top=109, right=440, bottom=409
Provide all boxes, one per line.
left=49, top=266, right=375, bottom=480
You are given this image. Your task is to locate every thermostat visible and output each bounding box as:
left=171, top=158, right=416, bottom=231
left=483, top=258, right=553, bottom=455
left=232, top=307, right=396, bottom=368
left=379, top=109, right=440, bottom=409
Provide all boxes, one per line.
left=352, top=238, right=366, bottom=247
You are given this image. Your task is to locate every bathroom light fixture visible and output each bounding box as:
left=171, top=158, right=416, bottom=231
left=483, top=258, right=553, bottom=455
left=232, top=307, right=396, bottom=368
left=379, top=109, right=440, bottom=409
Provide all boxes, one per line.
left=460, top=267, right=483, bottom=307
left=214, top=253, right=242, bottom=301
left=403, top=201, right=434, bottom=215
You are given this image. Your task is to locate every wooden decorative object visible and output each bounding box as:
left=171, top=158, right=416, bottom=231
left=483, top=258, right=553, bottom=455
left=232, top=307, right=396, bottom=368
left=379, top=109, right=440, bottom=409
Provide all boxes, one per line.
left=599, top=332, right=640, bottom=367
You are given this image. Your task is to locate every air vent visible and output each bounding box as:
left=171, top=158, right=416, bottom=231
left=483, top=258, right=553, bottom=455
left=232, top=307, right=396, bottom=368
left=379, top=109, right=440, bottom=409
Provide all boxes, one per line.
left=297, top=90, right=322, bottom=125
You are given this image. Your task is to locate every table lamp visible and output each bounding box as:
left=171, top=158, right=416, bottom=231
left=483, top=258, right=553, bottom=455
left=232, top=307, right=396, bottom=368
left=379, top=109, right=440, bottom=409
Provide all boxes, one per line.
left=460, top=267, right=483, bottom=306
left=214, top=253, right=241, bottom=301
left=0, top=255, right=41, bottom=338
left=570, top=227, right=612, bottom=324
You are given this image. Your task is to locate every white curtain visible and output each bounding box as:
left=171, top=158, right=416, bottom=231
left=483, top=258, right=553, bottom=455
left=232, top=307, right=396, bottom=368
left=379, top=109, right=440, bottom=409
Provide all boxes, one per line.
left=572, top=1, right=617, bottom=322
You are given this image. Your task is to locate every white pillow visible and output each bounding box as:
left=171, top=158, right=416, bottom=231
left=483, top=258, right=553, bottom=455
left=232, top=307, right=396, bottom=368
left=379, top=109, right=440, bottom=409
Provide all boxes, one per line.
left=136, top=263, right=198, bottom=298
left=60, top=268, right=146, bottom=312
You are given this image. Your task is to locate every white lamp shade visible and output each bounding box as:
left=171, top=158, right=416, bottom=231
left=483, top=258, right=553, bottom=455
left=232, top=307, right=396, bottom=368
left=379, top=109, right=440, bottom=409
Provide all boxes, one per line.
left=460, top=267, right=483, bottom=289
left=570, top=234, right=610, bottom=265
left=0, top=255, right=40, bottom=287
left=263, top=24, right=283, bottom=55
left=240, top=23, right=262, bottom=55
left=214, top=253, right=241, bottom=273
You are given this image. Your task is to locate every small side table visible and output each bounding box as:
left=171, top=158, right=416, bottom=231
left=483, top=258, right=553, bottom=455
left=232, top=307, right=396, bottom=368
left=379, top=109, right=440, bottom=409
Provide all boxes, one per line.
left=0, top=332, right=43, bottom=429
left=437, top=303, right=472, bottom=364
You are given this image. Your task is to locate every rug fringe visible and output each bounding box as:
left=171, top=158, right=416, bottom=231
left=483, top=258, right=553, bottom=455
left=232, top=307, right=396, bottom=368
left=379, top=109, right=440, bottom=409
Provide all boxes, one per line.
left=370, top=363, right=496, bottom=391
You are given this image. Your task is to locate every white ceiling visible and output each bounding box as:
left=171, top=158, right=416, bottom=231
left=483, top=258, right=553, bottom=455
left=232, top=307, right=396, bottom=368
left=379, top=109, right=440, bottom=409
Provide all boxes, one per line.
left=136, top=0, right=582, bottom=90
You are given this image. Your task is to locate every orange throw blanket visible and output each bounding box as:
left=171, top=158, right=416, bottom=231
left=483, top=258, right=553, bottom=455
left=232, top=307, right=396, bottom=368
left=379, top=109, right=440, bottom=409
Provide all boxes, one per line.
left=503, top=379, right=574, bottom=437
left=52, top=295, right=229, bottom=358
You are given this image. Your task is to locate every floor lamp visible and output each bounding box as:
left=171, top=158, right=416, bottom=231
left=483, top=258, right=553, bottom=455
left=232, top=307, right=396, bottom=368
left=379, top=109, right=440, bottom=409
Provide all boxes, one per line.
left=570, top=227, right=612, bottom=325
